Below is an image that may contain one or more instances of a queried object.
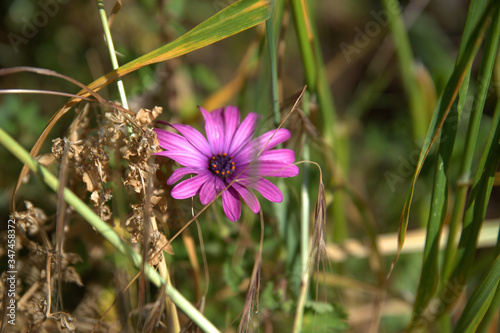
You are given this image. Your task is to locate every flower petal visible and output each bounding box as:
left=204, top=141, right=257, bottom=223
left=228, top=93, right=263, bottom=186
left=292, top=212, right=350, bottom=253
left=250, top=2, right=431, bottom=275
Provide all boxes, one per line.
left=257, top=149, right=296, bottom=164
left=154, top=128, right=191, bottom=151
left=199, top=175, right=225, bottom=205
left=235, top=128, right=292, bottom=162
left=161, top=151, right=208, bottom=168
left=242, top=177, right=283, bottom=203
left=256, top=128, right=292, bottom=151
left=201, top=107, right=223, bottom=154
left=222, top=187, right=241, bottom=221
left=232, top=183, right=260, bottom=213
left=229, top=112, right=260, bottom=156
left=240, top=161, right=299, bottom=178
left=154, top=129, right=205, bottom=159
left=221, top=106, right=241, bottom=153
left=167, top=167, right=204, bottom=185
left=171, top=173, right=212, bottom=199
left=170, top=124, right=211, bottom=157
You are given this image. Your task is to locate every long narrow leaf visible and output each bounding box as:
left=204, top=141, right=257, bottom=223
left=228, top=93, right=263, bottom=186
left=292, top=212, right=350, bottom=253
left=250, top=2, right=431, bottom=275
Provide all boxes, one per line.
left=446, top=102, right=500, bottom=302
left=85, top=0, right=271, bottom=93
left=443, top=1, right=500, bottom=301
left=409, top=103, right=458, bottom=330
left=387, top=1, right=495, bottom=278
left=0, top=126, right=221, bottom=333
left=410, top=0, right=500, bottom=327
left=442, top=0, right=500, bottom=282
left=453, top=254, right=500, bottom=333
left=12, top=0, right=271, bottom=210
left=381, top=0, right=427, bottom=140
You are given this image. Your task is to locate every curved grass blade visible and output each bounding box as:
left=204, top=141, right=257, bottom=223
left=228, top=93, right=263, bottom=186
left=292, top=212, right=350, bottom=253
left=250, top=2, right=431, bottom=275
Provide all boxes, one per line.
left=85, top=0, right=271, bottom=95
left=0, top=66, right=113, bottom=212
left=0, top=126, right=221, bottom=333
left=11, top=0, right=271, bottom=211
left=0, top=89, right=95, bottom=101
left=408, top=104, right=458, bottom=330
left=387, top=1, right=495, bottom=278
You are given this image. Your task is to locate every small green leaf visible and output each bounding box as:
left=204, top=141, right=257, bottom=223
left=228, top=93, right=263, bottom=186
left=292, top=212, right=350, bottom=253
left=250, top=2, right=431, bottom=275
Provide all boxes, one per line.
left=302, top=304, right=349, bottom=332
left=223, top=260, right=245, bottom=292
left=304, top=300, right=334, bottom=314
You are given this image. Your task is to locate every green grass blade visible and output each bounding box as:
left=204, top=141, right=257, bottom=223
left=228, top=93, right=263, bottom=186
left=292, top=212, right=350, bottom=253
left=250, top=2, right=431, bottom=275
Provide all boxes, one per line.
left=442, top=0, right=500, bottom=281
left=409, top=102, right=458, bottom=329
left=446, top=99, right=500, bottom=301
left=409, top=0, right=500, bottom=327
left=84, top=0, right=271, bottom=95
left=453, top=254, right=500, bottom=333
left=387, top=1, right=495, bottom=278
left=381, top=0, right=427, bottom=140
left=96, top=0, right=129, bottom=110
left=476, top=269, right=500, bottom=332
left=290, top=0, right=316, bottom=92
left=0, top=126, right=221, bottom=333
left=293, top=90, right=311, bottom=333
left=290, top=0, right=348, bottom=242
left=476, top=231, right=500, bottom=333
left=266, top=3, right=279, bottom=126
left=14, top=0, right=271, bottom=196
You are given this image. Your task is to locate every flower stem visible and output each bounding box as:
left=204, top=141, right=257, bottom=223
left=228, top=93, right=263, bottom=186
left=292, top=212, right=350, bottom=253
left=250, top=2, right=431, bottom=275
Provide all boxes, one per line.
left=96, top=0, right=129, bottom=110
left=293, top=90, right=312, bottom=333
left=0, top=126, right=220, bottom=333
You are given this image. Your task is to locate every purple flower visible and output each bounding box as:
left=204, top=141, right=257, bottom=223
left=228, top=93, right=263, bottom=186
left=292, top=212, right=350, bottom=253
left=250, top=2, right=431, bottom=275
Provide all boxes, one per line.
left=154, top=106, right=299, bottom=221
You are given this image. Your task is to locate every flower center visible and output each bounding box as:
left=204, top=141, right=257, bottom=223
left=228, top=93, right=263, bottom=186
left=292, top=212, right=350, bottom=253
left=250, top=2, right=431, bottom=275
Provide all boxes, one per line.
left=209, top=153, right=235, bottom=179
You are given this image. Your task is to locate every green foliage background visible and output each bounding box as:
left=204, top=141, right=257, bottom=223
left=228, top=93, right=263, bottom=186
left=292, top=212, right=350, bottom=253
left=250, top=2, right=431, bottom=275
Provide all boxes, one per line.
left=0, top=0, right=499, bottom=332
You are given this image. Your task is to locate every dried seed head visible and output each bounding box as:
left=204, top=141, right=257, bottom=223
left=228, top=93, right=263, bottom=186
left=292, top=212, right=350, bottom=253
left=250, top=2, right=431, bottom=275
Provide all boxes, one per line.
left=12, top=201, right=47, bottom=236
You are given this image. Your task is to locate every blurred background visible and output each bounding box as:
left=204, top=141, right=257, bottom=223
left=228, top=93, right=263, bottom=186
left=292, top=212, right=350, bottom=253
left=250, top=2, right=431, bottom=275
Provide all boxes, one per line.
left=1, top=0, right=499, bottom=332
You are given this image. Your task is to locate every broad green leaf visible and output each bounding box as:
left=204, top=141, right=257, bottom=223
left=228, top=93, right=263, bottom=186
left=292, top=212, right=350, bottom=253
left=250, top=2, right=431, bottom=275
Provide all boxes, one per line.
left=453, top=254, right=500, bottom=333
left=85, top=0, right=271, bottom=93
